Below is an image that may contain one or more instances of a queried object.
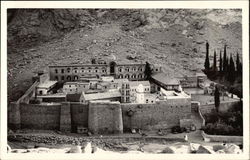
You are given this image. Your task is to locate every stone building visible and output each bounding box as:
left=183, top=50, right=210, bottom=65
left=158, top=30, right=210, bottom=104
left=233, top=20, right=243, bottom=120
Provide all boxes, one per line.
left=63, top=82, right=90, bottom=94
left=49, top=61, right=162, bottom=82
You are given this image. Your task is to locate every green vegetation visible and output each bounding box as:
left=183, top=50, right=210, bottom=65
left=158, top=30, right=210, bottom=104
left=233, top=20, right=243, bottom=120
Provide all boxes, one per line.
left=201, top=101, right=243, bottom=136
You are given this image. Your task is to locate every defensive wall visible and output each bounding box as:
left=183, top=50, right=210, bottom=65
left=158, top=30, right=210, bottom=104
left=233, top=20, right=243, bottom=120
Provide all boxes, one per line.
left=8, top=98, right=192, bottom=134
left=121, top=98, right=191, bottom=131
left=201, top=131, right=243, bottom=143
left=88, top=101, right=123, bottom=134
left=199, top=100, right=239, bottom=115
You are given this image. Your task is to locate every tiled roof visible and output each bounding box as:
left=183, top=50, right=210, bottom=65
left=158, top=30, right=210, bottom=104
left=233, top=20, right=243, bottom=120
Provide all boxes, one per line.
left=152, top=72, right=179, bottom=85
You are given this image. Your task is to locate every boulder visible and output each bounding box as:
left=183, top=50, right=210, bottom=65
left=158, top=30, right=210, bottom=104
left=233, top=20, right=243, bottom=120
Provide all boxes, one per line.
left=196, top=145, right=214, bottom=154
left=161, top=146, right=175, bottom=153
left=213, top=144, right=226, bottom=152
left=216, top=150, right=226, bottom=154
left=7, top=144, right=11, bottom=153
left=82, top=142, right=92, bottom=153
left=224, top=144, right=242, bottom=154
left=190, top=143, right=200, bottom=152
left=68, top=145, right=82, bottom=153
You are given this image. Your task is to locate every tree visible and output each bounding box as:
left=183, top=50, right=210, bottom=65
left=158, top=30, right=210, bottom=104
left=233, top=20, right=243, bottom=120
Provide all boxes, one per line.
left=144, top=61, right=152, bottom=80
left=214, top=85, right=220, bottom=112
left=223, top=44, right=227, bottom=73
left=204, top=41, right=210, bottom=70
left=213, top=50, right=217, bottom=72
left=228, top=54, right=236, bottom=84
left=219, top=50, right=223, bottom=73
left=91, top=58, right=96, bottom=64
left=236, top=52, right=242, bottom=75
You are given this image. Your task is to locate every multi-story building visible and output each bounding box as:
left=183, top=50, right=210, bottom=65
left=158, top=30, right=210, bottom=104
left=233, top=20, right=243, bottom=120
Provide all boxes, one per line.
left=49, top=61, right=162, bottom=82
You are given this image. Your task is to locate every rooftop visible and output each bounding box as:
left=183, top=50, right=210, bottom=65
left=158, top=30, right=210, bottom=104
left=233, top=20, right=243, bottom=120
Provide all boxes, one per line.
left=129, top=81, right=150, bottom=87
left=113, top=78, right=129, bottom=84
left=84, top=90, right=121, bottom=101
left=37, top=80, right=57, bottom=89
left=152, top=72, right=179, bottom=85
left=66, top=93, right=82, bottom=102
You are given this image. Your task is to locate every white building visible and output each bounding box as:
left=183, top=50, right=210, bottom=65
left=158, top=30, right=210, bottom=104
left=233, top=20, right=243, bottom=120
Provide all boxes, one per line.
left=63, top=82, right=90, bottom=94
left=36, top=80, right=57, bottom=95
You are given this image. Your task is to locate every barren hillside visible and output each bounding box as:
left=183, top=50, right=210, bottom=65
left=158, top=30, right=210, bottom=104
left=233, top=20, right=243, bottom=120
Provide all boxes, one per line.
left=7, top=9, right=242, bottom=102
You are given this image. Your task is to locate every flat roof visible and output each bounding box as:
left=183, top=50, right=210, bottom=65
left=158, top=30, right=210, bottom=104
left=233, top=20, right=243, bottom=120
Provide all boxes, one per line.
left=152, top=72, right=179, bottom=85
left=37, top=80, right=57, bottom=89
left=129, top=81, right=150, bottom=87
left=84, top=90, right=121, bottom=101
left=37, top=94, right=66, bottom=98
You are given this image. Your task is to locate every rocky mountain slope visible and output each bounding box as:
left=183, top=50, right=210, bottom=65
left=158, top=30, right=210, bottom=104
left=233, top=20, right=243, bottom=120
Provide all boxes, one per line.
left=7, top=9, right=242, bottom=102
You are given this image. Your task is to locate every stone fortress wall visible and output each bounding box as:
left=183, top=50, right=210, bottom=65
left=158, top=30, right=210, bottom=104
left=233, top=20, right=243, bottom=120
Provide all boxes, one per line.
left=8, top=98, right=191, bottom=134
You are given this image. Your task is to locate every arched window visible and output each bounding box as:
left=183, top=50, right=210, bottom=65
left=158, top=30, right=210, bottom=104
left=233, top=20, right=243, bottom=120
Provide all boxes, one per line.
left=125, top=67, right=130, bottom=72
left=132, top=74, right=136, bottom=79
left=74, top=68, right=78, bottom=73
left=61, top=69, right=64, bottom=73
left=132, top=67, right=136, bottom=71
left=67, top=68, right=71, bottom=73
left=81, top=67, right=85, bottom=72
left=118, top=74, right=123, bottom=79
left=118, top=68, right=123, bottom=72
left=67, top=76, right=71, bottom=81
left=125, top=74, right=130, bottom=79
left=138, top=74, right=142, bottom=79
left=55, top=69, right=58, bottom=74
left=74, top=76, right=79, bottom=80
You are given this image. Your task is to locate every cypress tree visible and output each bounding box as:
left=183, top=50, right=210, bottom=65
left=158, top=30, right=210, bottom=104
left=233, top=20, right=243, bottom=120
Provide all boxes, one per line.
left=228, top=54, right=236, bottom=84
left=236, top=52, right=242, bottom=74
left=144, top=61, right=152, bottom=80
left=219, top=50, right=223, bottom=72
left=204, top=41, right=210, bottom=70
left=223, top=44, right=227, bottom=73
left=213, top=50, right=217, bottom=71
left=214, top=85, right=220, bottom=112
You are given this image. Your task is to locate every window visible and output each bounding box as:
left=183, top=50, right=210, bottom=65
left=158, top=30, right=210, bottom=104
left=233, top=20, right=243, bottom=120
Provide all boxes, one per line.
left=118, top=68, right=122, bottom=72
left=95, top=70, right=98, bottom=72
left=151, top=101, right=154, bottom=103
left=125, top=68, right=130, bottom=72
left=55, top=76, right=58, bottom=80
left=67, top=68, right=71, bottom=73
left=146, top=99, right=148, bottom=103
left=39, top=91, right=43, bottom=95
left=156, top=69, right=158, bottom=72
left=125, top=74, right=130, bottom=79
left=61, top=69, right=64, bottom=73
left=61, top=76, right=65, bottom=80
left=55, top=69, right=58, bottom=74
left=132, top=67, right=136, bottom=71
left=69, top=85, right=71, bottom=87
left=119, top=74, right=123, bottom=78
left=67, top=76, right=71, bottom=81
left=102, top=70, right=106, bottom=73
left=89, top=70, right=91, bottom=72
